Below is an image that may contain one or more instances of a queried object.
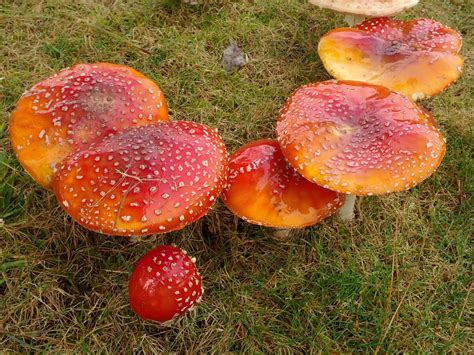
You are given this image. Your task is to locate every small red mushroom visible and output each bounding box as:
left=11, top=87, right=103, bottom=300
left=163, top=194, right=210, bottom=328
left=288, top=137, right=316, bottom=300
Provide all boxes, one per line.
left=10, top=63, right=169, bottom=188
left=222, top=139, right=344, bottom=228
left=318, top=17, right=463, bottom=100
left=52, top=121, right=228, bottom=236
left=128, top=245, right=203, bottom=323
left=276, top=80, right=446, bottom=220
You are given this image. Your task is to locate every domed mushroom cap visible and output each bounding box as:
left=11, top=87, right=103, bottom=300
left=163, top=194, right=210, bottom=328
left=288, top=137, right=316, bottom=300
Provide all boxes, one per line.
left=318, top=17, right=463, bottom=100
left=53, top=121, right=228, bottom=236
left=309, top=0, right=419, bottom=17
left=128, top=245, right=203, bottom=323
left=276, top=81, right=446, bottom=196
left=10, top=63, right=169, bottom=188
left=221, top=139, right=344, bottom=228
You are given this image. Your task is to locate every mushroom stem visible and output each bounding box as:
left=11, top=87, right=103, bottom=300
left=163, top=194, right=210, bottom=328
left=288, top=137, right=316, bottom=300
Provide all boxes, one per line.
left=343, top=14, right=366, bottom=26
left=338, top=194, right=356, bottom=221
left=273, top=228, right=291, bottom=239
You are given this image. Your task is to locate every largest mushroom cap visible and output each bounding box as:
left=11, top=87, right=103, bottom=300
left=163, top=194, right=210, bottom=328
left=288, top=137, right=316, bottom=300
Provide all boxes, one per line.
left=10, top=63, right=169, bottom=188
left=318, top=17, right=463, bottom=100
left=222, top=139, right=344, bottom=228
left=276, top=81, right=446, bottom=196
left=53, top=121, right=228, bottom=236
left=309, top=0, right=419, bottom=17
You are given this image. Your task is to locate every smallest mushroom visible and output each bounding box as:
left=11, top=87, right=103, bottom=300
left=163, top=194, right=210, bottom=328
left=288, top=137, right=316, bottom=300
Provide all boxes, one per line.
left=309, top=0, right=419, bottom=25
left=128, top=245, right=203, bottom=323
left=221, top=139, right=344, bottom=230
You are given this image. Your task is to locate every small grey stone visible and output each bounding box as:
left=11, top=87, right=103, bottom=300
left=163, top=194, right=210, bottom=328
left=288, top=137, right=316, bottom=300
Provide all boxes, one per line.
left=222, top=42, right=248, bottom=73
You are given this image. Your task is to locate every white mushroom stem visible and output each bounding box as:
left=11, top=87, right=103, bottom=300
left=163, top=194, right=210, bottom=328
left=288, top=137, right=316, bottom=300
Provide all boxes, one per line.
left=343, top=14, right=367, bottom=26
left=273, top=229, right=291, bottom=239
left=338, top=194, right=357, bottom=221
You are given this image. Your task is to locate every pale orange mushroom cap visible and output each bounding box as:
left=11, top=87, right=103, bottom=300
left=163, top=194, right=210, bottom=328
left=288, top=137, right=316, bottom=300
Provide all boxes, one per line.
left=10, top=63, right=169, bottom=188
left=309, top=0, right=419, bottom=17
left=276, top=81, right=446, bottom=196
left=221, top=139, right=344, bottom=228
left=52, top=121, right=228, bottom=236
left=318, top=17, right=463, bottom=100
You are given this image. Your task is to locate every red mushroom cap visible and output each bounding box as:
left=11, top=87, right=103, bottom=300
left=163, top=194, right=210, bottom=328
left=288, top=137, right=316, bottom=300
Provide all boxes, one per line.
left=52, top=121, right=228, bottom=236
left=221, top=139, right=344, bottom=228
left=318, top=17, right=463, bottom=100
left=128, top=245, right=203, bottom=323
left=10, top=63, right=169, bottom=188
left=276, top=81, right=446, bottom=196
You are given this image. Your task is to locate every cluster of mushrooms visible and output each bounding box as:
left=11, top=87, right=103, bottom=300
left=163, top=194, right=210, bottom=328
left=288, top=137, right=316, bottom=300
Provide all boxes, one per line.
left=9, top=0, right=463, bottom=323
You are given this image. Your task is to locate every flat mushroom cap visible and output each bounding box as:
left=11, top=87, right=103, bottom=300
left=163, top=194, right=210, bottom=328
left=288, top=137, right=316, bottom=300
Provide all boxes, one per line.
left=221, top=139, right=344, bottom=228
left=309, top=0, right=419, bottom=17
left=276, top=81, right=446, bottom=196
left=318, top=17, right=463, bottom=100
left=128, top=245, right=203, bottom=323
left=10, top=63, right=169, bottom=188
left=53, top=121, right=228, bottom=236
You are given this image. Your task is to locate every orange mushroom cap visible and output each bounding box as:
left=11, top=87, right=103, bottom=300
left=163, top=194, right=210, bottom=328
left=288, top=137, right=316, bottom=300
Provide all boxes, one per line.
left=309, top=0, right=419, bottom=17
left=10, top=63, right=169, bottom=188
left=221, top=139, right=344, bottom=228
left=276, top=81, right=446, bottom=196
left=318, top=17, right=463, bottom=100
left=53, top=121, right=228, bottom=236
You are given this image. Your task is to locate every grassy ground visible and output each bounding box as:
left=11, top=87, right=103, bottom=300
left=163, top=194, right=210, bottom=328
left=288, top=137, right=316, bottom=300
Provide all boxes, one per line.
left=1, top=0, right=472, bottom=352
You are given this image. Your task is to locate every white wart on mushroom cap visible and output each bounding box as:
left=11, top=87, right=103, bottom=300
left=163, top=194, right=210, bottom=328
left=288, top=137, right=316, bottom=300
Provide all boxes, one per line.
left=276, top=80, right=446, bottom=196
left=53, top=121, right=228, bottom=236
left=10, top=63, right=169, bottom=188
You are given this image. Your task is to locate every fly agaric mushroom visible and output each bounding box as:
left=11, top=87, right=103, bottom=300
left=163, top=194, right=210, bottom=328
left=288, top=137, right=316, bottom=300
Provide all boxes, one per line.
left=318, top=17, right=464, bottom=100
left=128, top=245, right=203, bottom=323
left=309, top=0, right=419, bottom=25
left=10, top=63, right=169, bottom=188
left=53, top=121, right=228, bottom=236
left=276, top=80, right=446, bottom=221
left=221, top=139, right=344, bottom=228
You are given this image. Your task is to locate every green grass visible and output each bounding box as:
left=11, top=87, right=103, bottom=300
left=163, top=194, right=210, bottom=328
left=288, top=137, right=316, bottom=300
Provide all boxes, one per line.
left=1, top=0, right=473, bottom=352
